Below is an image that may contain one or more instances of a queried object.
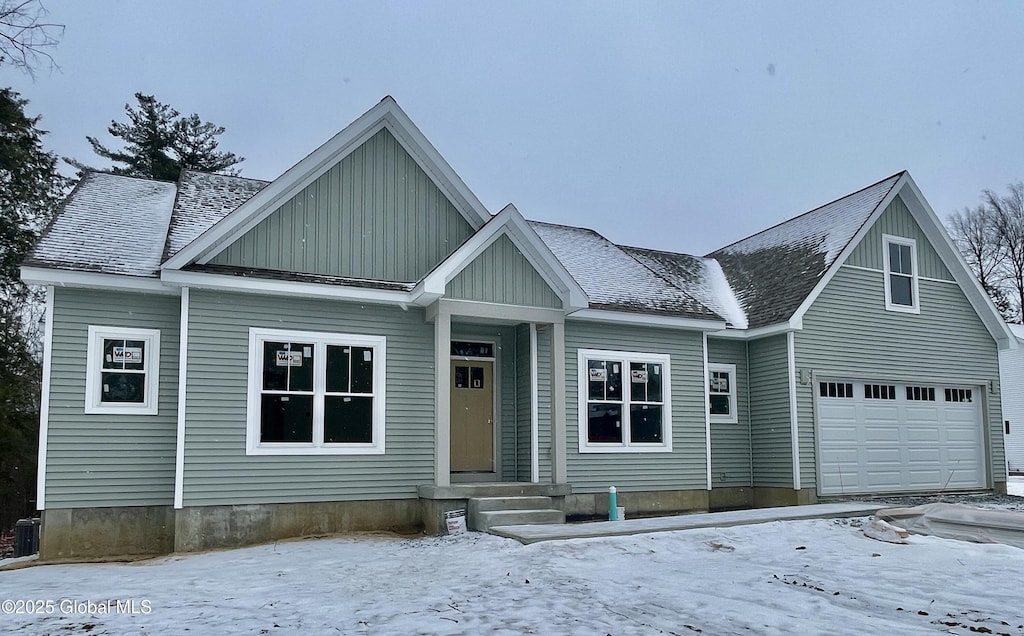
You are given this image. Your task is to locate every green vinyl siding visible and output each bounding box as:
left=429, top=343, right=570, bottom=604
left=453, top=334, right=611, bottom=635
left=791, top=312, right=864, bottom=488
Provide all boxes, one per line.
left=846, top=194, right=953, bottom=281
left=748, top=334, right=793, bottom=488
left=564, top=321, right=706, bottom=493
left=181, top=290, right=434, bottom=506
left=446, top=234, right=562, bottom=308
left=45, top=288, right=179, bottom=508
left=796, top=265, right=1004, bottom=489
left=210, top=128, right=473, bottom=282
left=707, top=338, right=752, bottom=487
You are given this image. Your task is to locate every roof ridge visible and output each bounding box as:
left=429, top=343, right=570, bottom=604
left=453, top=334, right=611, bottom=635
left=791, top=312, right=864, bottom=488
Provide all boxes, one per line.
left=86, top=170, right=178, bottom=185
left=179, top=168, right=271, bottom=185
left=706, top=171, right=905, bottom=257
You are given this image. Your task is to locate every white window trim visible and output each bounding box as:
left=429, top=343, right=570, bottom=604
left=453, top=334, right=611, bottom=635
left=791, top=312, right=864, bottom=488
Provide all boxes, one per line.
left=882, top=234, right=920, bottom=314
left=246, top=327, right=386, bottom=456
left=85, top=325, right=161, bottom=415
left=708, top=363, right=738, bottom=424
left=577, top=348, right=672, bottom=454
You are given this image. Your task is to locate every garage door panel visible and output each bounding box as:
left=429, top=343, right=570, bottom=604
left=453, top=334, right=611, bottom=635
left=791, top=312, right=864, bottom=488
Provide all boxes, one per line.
left=818, top=381, right=985, bottom=495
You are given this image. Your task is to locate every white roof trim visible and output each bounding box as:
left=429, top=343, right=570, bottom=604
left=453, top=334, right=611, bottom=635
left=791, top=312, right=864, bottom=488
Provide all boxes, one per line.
left=709, top=321, right=799, bottom=340
left=163, top=96, right=491, bottom=270
left=21, top=266, right=176, bottom=294
left=568, top=308, right=726, bottom=331
left=417, top=203, right=589, bottom=312
left=160, top=269, right=416, bottom=306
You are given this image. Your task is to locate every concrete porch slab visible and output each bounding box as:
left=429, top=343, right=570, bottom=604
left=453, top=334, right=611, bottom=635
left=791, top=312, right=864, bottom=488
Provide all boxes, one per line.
left=418, top=482, right=572, bottom=499
left=488, top=502, right=884, bottom=544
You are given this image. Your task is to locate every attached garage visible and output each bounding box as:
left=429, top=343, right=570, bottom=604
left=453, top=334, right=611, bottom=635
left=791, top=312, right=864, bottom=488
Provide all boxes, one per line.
left=817, top=380, right=987, bottom=495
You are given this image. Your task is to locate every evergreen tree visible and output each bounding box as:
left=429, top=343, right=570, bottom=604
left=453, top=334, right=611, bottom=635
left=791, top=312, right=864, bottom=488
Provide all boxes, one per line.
left=70, top=92, right=243, bottom=181
left=0, top=88, right=69, bottom=524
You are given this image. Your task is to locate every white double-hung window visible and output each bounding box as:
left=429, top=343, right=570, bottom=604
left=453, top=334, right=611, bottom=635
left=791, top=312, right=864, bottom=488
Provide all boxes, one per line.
left=246, top=327, right=386, bottom=455
left=577, top=349, right=672, bottom=453
left=708, top=363, right=737, bottom=423
left=883, top=234, right=919, bottom=313
left=85, top=326, right=161, bottom=415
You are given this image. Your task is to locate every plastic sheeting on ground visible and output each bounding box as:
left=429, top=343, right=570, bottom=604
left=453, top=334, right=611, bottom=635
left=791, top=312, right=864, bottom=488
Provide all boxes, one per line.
left=877, top=503, right=1024, bottom=549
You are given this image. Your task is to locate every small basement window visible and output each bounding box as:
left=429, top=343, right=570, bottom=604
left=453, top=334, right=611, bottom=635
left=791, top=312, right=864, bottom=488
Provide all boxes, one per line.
left=85, top=326, right=161, bottom=415
left=883, top=234, right=920, bottom=313
left=247, top=327, right=386, bottom=455
left=708, top=363, right=738, bottom=423
left=577, top=349, right=672, bottom=453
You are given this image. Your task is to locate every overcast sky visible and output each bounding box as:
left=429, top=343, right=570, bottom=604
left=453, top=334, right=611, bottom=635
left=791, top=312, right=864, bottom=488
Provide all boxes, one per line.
left=7, top=1, right=1024, bottom=256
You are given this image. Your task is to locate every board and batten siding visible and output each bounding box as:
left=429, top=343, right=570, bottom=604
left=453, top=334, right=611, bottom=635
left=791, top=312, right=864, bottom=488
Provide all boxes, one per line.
left=45, top=288, right=179, bottom=508
left=210, top=128, right=473, bottom=282
left=845, top=194, right=953, bottom=281
left=999, top=330, right=1024, bottom=473
left=181, top=290, right=434, bottom=506
left=747, top=334, right=793, bottom=488
left=707, top=338, right=752, bottom=487
left=796, top=265, right=1005, bottom=489
left=446, top=234, right=562, bottom=308
left=564, top=321, right=706, bottom=493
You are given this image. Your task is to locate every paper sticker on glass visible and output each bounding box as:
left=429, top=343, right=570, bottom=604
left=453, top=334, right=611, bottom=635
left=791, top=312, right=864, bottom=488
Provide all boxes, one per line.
left=101, top=338, right=147, bottom=403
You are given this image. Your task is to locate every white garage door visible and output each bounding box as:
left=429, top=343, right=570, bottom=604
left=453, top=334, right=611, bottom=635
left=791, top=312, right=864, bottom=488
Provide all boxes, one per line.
left=817, top=380, right=986, bottom=495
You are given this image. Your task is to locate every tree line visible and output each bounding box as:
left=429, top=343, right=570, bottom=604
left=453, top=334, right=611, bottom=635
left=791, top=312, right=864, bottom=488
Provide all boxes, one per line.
left=947, top=185, right=1024, bottom=324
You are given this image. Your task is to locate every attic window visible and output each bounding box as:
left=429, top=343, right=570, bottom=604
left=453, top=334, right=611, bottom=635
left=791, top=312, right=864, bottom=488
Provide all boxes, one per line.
left=883, top=234, right=919, bottom=313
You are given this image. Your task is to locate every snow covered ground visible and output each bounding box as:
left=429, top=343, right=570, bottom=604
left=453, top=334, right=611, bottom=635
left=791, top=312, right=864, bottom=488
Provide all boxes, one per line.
left=2, top=512, right=1023, bottom=635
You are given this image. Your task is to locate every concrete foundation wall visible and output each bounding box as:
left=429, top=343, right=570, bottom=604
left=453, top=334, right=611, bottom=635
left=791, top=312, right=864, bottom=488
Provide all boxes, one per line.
left=174, top=500, right=422, bottom=552
left=752, top=487, right=818, bottom=508
left=709, top=487, right=754, bottom=511
left=564, top=489, right=710, bottom=520
left=40, top=506, right=175, bottom=561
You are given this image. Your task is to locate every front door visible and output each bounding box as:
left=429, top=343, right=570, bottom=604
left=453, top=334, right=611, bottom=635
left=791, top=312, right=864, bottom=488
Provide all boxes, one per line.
left=450, top=360, right=494, bottom=472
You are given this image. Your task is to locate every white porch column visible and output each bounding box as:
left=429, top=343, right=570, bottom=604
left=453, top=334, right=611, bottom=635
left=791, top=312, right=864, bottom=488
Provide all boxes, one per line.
left=551, top=321, right=567, bottom=484
left=529, top=323, right=540, bottom=483
left=434, top=305, right=452, bottom=487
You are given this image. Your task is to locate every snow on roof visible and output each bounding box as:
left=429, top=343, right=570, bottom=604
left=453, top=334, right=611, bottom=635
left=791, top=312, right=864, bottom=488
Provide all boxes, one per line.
left=1008, top=323, right=1024, bottom=341
left=707, top=173, right=902, bottom=328
left=625, top=247, right=748, bottom=329
left=530, top=221, right=722, bottom=321
left=164, top=170, right=268, bottom=260
left=26, top=172, right=177, bottom=277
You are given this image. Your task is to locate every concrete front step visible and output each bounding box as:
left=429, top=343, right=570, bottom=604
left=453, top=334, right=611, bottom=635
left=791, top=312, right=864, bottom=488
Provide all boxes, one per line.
left=419, top=482, right=571, bottom=499
left=470, top=508, right=565, bottom=531
left=468, top=496, right=554, bottom=515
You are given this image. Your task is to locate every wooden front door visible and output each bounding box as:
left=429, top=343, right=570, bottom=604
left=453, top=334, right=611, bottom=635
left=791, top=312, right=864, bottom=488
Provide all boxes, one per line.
left=450, top=360, right=494, bottom=472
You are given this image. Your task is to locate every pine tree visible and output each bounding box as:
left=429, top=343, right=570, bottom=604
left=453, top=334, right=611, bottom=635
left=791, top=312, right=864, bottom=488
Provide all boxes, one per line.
left=69, top=92, right=243, bottom=181
left=0, top=88, right=69, bottom=524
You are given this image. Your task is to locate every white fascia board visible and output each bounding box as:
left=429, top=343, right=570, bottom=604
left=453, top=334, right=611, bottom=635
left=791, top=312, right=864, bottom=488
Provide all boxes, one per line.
left=568, top=308, right=726, bottom=331
left=899, top=176, right=1018, bottom=351
left=709, top=321, right=800, bottom=340
left=418, top=212, right=508, bottom=296
left=20, top=266, right=175, bottom=294
left=787, top=173, right=907, bottom=328
left=165, top=97, right=490, bottom=270
left=160, top=269, right=416, bottom=306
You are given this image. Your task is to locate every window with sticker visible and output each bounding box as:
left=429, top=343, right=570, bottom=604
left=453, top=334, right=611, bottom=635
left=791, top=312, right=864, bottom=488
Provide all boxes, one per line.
left=246, top=328, right=386, bottom=455
left=85, top=326, right=161, bottom=415
left=577, top=349, right=672, bottom=453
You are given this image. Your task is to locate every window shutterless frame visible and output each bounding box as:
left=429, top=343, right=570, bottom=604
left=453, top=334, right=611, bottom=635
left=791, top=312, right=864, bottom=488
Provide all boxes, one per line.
left=577, top=348, right=672, bottom=453
left=246, top=327, right=386, bottom=455
left=708, top=363, right=738, bottom=423
left=882, top=234, right=920, bottom=314
left=84, top=325, right=161, bottom=415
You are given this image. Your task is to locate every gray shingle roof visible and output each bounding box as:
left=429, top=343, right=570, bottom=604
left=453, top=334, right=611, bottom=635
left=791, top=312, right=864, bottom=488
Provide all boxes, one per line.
left=164, top=170, right=268, bottom=261
left=706, top=173, right=902, bottom=328
left=530, top=221, right=722, bottom=321
left=25, top=172, right=177, bottom=277
left=27, top=167, right=906, bottom=329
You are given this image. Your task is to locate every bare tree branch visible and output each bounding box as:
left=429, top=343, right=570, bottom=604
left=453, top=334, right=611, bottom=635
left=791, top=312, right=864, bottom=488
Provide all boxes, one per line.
left=0, top=0, right=64, bottom=78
